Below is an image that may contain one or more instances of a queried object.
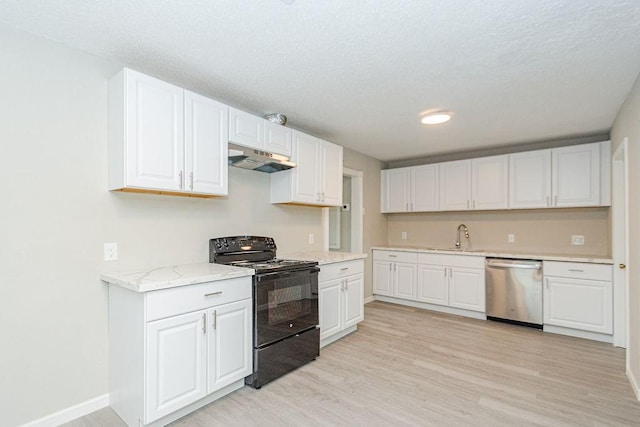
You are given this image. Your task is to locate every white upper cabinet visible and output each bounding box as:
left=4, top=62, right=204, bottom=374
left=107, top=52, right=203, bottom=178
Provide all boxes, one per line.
left=108, top=68, right=228, bottom=197
left=270, top=130, right=343, bottom=207
left=471, top=155, right=509, bottom=210
left=509, top=149, right=552, bottom=209
left=439, top=160, right=471, bottom=211
left=228, top=107, right=292, bottom=157
left=412, top=164, right=439, bottom=211
left=510, top=141, right=609, bottom=209
left=381, top=168, right=410, bottom=212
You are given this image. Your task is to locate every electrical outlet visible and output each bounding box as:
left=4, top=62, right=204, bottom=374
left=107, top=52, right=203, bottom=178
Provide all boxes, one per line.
left=401, top=231, right=407, bottom=240
left=571, top=235, right=585, bottom=245
left=507, top=234, right=515, bottom=243
left=308, top=233, right=314, bottom=245
left=104, top=242, right=118, bottom=261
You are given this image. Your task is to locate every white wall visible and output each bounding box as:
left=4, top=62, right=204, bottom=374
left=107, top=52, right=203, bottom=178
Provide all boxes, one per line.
left=0, top=24, right=324, bottom=426
left=611, top=71, right=640, bottom=398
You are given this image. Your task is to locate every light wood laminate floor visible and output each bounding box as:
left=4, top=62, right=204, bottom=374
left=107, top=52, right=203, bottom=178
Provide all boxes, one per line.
left=66, top=301, right=640, bottom=426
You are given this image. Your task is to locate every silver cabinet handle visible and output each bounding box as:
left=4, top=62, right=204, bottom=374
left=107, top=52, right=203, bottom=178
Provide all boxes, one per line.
left=189, top=172, right=194, bottom=190
left=388, top=254, right=397, bottom=258
left=202, top=312, right=207, bottom=334
left=546, top=196, right=550, bottom=207
left=545, top=278, right=549, bottom=290
left=179, top=171, right=183, bottom=189
left=406, top=202, right=409, bottom=211
left=411, top=202, right=414, bottom=211
left=568, top=269, right=584, bottom=273
left=472, top=200, right=476, bottom=209
left=340, top=267, right=349, bottom=271
left=212, top=310, right=217, bottom=330
left=205, top=291, right=223, bottom=297
left=554, top=195, right=558, bottom=206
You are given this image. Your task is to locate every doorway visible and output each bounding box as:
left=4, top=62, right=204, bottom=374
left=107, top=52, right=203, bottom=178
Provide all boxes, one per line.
left=612, top=138, right=629, bottom=349
left=325, top=167, right=363, bottom=254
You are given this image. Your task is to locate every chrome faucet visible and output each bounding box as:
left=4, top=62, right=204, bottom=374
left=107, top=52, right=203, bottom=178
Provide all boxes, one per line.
left=453, top=224, right=470, bottom=249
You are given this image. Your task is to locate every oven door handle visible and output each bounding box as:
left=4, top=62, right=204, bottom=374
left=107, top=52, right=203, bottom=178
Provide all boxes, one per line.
left=256, top=267, right=320, bottom=282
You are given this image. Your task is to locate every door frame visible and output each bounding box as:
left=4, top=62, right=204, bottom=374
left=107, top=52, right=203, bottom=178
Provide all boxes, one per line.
left=323, top=167, right=363, bottom=253
left=612, top=138, right=629, bottom=349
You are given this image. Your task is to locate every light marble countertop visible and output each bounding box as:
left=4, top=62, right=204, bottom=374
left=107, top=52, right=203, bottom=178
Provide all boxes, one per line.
left=282, top=251, right=368, bottom=265
left=101, top=263, right=255, bottom=293
left=371, top=246, right=613, bottom=265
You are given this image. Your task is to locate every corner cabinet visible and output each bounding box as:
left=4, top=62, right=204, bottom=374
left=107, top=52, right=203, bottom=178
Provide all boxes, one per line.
left=109, top=277, right=252, bottom=427
left=270, top=131, right=343, bottom=207
left=108, top=68, right=228, bottom=197
left=318, top=260, right=365, bottom=347
left=543, top=261, right=613, bottom=340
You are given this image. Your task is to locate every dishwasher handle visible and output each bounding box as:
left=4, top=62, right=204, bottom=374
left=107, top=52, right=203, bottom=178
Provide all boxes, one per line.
left=486, top=259, right=542, bottom=270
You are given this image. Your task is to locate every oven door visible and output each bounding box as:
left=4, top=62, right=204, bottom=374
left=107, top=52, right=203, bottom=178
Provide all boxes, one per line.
left=254, top=267, right=319, bottom=348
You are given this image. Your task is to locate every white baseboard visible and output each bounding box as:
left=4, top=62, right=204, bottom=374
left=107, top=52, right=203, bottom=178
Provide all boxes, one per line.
left=364, top=295, right=376, bottom=304
left=628, top=366, right=640, bottom=401
left=21, top=394, right=109, bottom=427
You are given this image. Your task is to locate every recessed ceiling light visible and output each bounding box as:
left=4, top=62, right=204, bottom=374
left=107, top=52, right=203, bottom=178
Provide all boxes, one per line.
left=421, top=111, right=452, bottom=125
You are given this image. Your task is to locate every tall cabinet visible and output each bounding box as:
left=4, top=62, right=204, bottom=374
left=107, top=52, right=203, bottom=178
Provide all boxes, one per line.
left=108, top=68, right=228, bottom=197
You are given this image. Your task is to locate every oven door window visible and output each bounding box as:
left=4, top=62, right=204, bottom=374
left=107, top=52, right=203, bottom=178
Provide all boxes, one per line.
left=255, top=270, right=319, bottom=348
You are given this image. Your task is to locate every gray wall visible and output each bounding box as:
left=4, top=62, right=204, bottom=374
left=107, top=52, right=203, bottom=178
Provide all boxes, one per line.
left=0, top=24, right=325, bottom=426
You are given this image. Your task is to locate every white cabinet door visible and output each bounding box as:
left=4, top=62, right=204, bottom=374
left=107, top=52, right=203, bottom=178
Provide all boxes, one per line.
left=206, top=299, right=252, bottom=393
left=393, top=262, right=418, bottom=300
left=381, top=168, right=410, bottom=213
left=228, top=107, right=264, bottom=149
left=125, top=70, right=184, bottom=191
left=373, top=260, right=393, bottom=296
left=412, top=164, right=439, bottom=211
left=439, top=160, right=471, bottom=211
left=291, top=132, right=321, bottom=204
left=344, top=274, right=364, bottom=328
left=449, top=267, right=485, bottom=312
left=553, top=143, right=600, bottom=207
left=417, top=264, right=448, bottom=305
left=472, top=155, right=508, bottom=210
left=509, top=149, right=552, bottom=209
left=184, top=91, right=228, bottom=195
left=544, top=276, right=612, bottom=334
left=321, top=140, right=344, bottom=206
left=264, top=121, right=292, bottom=156
left=146, top=311, right=206, bottom=423
left=319, top=279, right=343, bottom=340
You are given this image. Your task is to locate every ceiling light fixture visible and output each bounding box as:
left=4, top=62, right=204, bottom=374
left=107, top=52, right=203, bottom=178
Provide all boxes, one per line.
left=421, top=111, right=452, bottom=125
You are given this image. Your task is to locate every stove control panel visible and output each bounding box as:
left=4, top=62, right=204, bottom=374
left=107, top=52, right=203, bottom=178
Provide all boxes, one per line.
left=210, top=235, right=277, bottom=254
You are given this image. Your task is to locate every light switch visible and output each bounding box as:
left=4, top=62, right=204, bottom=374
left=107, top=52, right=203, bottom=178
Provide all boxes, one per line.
left=571, top=235, right=585, bottom=245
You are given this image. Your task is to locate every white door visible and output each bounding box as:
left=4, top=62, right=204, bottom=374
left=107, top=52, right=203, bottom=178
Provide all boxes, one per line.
left=206, top=299, right=252, bottom=393
left=439, top=160, right=471, bottom=211
left=321, top=141, right=344, bottom=206
left=509, top=149, right=551, bottom=209
left=319, top=279, right=343, bottom=339
left=552, top=143, right=600, bottom=207
left=373, top=260, right=393, bottom=296
left=146, top=311, right=206, bottom=423
left=228, top=107, right=263, bottom=149
left=612, top=139, right=628, bottom=347
left=449, top=267, right=485, bottom=312
left=472, top=155, right=508, bottom=210
left=184, top=91, right=228, bottom=195
left=381, top=168, right=410, bottom=212
left=411, top=164, right=439, bottom=211
left=264, top=121, right=292, bottom=156
left=344, top=274, right=365, bottom=328
left=125, top=70, right=184, bottom=191
left=544, top=277, right=612, bottom=334
left=417, top=264, right=448, bottom=306
left=291, top=132, right=321, bottom=204
left=393, top=262, right=417, bottom=300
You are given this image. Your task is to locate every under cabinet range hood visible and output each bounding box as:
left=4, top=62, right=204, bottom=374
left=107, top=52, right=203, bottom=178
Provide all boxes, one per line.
left=228, top=143, right=296, bottom=173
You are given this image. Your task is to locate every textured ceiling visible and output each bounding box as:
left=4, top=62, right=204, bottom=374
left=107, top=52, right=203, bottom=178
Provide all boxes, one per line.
left=1, top=0, right=639, bottom=162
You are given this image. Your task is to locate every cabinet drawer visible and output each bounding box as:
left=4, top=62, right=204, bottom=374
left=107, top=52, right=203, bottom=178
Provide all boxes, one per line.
left=373, top=250, right=417, bottom=263
left=146, top=277, right=252, bottom=321
left=319, top=260, right=364, bottom=282
left=544, top=261, right=612, bottom=281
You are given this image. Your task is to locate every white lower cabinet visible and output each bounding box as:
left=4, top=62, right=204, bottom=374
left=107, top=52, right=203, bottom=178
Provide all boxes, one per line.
left=109, top=277, right=252, bottom=427
left=543, top=261, right=613, bottom=336
left=372, top=250, right=418, bottom=300
left=319, top=260, right=365, bottom=347
left=417, top=254, right=485, bottom=313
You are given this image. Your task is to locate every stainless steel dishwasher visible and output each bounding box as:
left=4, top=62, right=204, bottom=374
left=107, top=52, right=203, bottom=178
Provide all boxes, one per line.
left=485, top=258, right=543, bottom=328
